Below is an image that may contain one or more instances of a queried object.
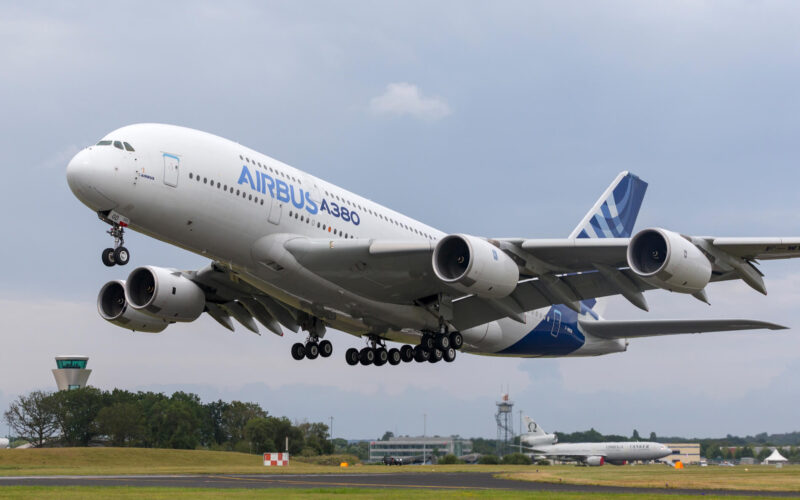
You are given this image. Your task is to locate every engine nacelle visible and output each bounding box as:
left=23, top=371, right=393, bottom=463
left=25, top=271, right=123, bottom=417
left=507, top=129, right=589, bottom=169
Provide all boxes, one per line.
left=125, top=266, right=206, bottom=322
left=606, top=460, right=628, bottom=466
left=584, top=455, right=605, bottom=466
left=433, top=234, right=519, bottom=299
left=627, top=228, right=712, bottom=294
left=522, top=434, right=558, bottom=446
left=97, top=280, right=168, bottom=333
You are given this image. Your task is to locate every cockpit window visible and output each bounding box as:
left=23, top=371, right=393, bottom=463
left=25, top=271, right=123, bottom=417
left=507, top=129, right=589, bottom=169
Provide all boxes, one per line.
left=96, top=140, right=112, bottom=146
left=123, top=142, right=135, bottom=152
left=113, top=141, right=124, bottom=150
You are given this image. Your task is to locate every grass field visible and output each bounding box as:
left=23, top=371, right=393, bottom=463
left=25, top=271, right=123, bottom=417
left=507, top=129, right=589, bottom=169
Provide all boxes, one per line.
left=0, top=487, right=780, bottom=500
left=0, top=448, right=531, bottom=477
left=1, top=448, right=798, bottom=496
left=505, top=464, right=800, bottom=492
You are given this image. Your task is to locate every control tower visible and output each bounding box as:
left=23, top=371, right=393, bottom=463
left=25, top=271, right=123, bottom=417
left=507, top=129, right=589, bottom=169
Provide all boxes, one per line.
left=495, top=391, right=514, bottom=457
left=52, top=355, right=91, bottom=391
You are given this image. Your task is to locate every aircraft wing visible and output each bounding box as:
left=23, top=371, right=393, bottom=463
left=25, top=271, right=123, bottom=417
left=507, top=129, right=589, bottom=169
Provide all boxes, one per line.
left=578, top=318, right=787, bottom=339
left=280, top=233, right=800, bottom=331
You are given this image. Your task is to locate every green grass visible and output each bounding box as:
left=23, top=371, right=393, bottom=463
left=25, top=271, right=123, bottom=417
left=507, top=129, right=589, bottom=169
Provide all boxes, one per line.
left=0, top=448, right=530, bottom=477
left=505, top=464, right=800, bottom=492
left=0, top=487, right=775, bottom=500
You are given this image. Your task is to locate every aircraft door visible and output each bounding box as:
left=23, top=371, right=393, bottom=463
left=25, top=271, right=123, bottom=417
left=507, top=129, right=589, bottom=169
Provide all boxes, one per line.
left=550, top=309, right=562, bottom=338
left=163, top=153, right=179, bottom=187
left=268, top=198, right=281, bottom=225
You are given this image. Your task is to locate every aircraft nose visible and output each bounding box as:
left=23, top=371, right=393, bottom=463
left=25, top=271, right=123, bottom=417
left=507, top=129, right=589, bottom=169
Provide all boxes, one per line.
left=66, top=148, right=116, bottom=211
left=66, top=149, right=90, bottom=193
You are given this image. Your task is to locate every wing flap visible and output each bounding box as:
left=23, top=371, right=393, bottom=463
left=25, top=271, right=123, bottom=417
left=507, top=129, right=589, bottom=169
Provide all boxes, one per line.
left=579, top=318, right=787, bottom=339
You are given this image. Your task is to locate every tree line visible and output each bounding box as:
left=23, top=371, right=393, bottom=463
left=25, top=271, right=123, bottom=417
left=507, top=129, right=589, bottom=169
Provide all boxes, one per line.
left=3, top=388, right=332, bottom=456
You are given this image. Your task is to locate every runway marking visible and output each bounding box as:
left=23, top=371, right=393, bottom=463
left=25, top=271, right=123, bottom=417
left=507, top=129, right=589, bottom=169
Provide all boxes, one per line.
left=213, top=475, right=500, bottom=490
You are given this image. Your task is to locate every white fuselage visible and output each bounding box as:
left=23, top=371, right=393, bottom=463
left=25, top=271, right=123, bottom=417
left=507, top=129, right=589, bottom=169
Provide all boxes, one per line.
left=66, top=124, right=625, bottom=357
left=531, top=441, right=672, bottom=463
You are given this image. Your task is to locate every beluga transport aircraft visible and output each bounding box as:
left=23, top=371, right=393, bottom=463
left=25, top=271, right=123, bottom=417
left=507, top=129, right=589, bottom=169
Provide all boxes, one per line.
left=520, top=416, right=672, bottom=466
left=66, top=124, right=800, bottom=367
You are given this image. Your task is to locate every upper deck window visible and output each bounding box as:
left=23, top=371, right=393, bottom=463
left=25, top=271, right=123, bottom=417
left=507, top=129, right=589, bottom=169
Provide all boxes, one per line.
left=123, top=142, right=135, bottom=152
left=96, top=140, right=112, bottom=146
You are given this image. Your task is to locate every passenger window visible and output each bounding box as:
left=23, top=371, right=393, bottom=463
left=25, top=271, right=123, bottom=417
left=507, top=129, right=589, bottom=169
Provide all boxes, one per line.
left=113, top=141, right=123, bottom=150
left=123, top=142, right=135, bottom=151
left=96, top=140, right=112, bottom=146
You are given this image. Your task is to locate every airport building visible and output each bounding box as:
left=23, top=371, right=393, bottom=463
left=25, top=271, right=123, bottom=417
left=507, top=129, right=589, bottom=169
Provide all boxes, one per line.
left=368, top=436, right=473, bottom=463
left=664, top=443, right=701, bottom=465
left=51, top=355, right=92, bottom=391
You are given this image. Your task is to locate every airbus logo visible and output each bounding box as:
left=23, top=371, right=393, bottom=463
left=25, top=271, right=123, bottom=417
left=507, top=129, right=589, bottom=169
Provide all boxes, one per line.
left=237, top=165, right=360, bottom=225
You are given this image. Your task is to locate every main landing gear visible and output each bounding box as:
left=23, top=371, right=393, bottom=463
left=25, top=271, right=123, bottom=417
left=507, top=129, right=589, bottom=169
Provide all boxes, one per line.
left=101, top=223, right=130, bottom=267
left=291, top=336, right=333, bottom=361
left=345, top=331, right=463, bottom=367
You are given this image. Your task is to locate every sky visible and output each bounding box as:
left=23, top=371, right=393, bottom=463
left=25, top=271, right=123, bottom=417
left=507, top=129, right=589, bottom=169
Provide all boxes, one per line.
left=2, top=1, right=800, bottom=441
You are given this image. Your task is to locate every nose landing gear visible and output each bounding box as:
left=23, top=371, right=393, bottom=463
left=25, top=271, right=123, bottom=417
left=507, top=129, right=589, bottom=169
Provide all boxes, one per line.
left=100, top=219, right=130, bottom=267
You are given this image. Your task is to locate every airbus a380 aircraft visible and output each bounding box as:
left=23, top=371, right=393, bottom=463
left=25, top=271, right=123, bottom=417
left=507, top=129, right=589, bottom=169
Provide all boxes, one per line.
left=66, top=124, right=800, bottom=366
left=520, top=417, right=672, bottom=466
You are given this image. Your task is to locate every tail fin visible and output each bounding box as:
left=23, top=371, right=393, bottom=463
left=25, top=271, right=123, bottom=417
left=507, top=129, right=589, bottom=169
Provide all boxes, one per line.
left=569, top=171, right=648, bottom=240
left=523, top=416, right=547, bottom=436
left=570, top=172, right=647, bottom=317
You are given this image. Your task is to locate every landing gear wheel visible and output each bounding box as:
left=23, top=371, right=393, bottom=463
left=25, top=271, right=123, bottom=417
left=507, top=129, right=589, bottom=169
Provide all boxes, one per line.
left=388, top=348, right=401, bottom=365
left=291, top=343, right=306, bottom=360
left=305, top=342, right=319, bottom=360
left=319, top=340, right=333, bottom=358
left=443, top=347, right=457, bottom=362
left=400, top=345, right=414, bottom=363
left=413, top=345, right=429, bottom=362
left=421, top=334, right=435, bottom=350
left=429, top=348, right=443, bottom=363
left=113, top=246, right=130, bottom=266
left=374, top=348, right=388, bottom=366
left=101, top=248, right=116, bottom=267
left=435, top=334, right=450, bottom=350
left=359, top=347, right=375, bottom=366
left=345, top=348, right=359, bottom=366
left=449, top=331, right=464, bottom=350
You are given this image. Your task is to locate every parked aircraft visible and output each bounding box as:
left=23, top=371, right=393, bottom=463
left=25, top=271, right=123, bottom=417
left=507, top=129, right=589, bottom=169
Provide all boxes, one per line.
left=66, top=124, right=800, bottom=366
left=521, top=417, right=672, bottom=466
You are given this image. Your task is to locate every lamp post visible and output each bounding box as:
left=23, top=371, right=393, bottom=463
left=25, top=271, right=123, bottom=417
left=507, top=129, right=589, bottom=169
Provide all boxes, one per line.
left=423, top=413, right=427, bottom=464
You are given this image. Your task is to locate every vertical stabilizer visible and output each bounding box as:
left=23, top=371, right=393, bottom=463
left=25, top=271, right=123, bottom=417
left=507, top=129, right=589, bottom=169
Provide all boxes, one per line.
left=523, top=416, right=547, bottom=436
left=569, top=171, right=648, bottom=240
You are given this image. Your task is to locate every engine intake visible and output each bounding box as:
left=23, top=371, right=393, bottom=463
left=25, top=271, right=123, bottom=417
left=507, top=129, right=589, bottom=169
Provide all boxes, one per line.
left=97, top=280, right=168, bottom=333
left=125, top=266, right=206, bottom=322
left=433, top=234, right=519, bottom=298
left=627, top=228, right=712, bottom=294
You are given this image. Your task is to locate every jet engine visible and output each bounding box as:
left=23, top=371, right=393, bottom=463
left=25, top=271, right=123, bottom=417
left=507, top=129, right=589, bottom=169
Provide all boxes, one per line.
left=584, top=456, right=605, bottom=466
left=433, top=234, right=519, bottom=299
left=125, top=266, right=206, bottom=322
left=606, top=460, right=628, bottom=466
left=97, top=280, right=168, bottom=333
left=627, top=228, right=712, bottom=294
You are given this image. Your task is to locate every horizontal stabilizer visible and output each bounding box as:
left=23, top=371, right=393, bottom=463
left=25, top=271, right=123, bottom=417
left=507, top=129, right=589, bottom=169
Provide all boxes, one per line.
left=579, top=318, right=787, bottom=339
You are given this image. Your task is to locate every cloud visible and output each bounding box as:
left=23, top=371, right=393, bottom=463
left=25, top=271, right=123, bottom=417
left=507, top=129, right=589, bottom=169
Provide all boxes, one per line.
left=369, top=83, right=451, bottom=120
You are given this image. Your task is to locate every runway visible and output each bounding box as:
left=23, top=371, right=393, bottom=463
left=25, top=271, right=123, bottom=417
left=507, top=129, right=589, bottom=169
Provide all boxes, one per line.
left=1, top=472, right=799, bottom=496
